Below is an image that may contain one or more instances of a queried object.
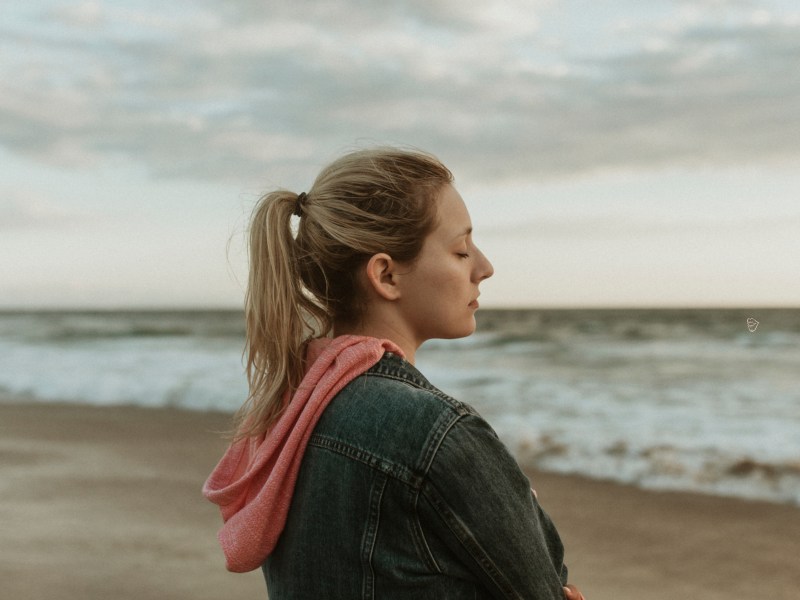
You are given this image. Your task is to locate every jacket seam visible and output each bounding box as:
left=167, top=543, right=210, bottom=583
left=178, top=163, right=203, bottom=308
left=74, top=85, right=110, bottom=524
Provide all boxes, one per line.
left=410, top=413, right=468, bottom=577
left=420, top=411, right=461, bottom=475
left=422, top=483, right=521, bottom=599
left=361, top=472, right=388, bottom=600
left=411, top=488, right=442, bottom=573
left=309, top=434, right=423, bottom=489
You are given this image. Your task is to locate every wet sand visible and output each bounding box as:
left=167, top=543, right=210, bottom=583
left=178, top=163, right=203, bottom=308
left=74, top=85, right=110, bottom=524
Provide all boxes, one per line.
left=1, top=398, right=797, bottom=599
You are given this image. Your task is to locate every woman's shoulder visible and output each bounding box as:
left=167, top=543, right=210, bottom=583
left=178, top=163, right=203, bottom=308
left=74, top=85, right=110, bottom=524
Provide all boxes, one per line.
left=312, top=352, right=481, bottom=473
left=359, top=352, right=475, bottom=417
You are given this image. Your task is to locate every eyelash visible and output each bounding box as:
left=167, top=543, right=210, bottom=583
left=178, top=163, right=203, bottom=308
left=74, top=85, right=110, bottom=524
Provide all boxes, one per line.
left=457, top=253, right=470, bottom=259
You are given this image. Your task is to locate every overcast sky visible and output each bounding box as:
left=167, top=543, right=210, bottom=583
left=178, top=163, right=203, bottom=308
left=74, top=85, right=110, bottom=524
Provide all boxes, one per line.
left=2, top=0, right=799, bottom=309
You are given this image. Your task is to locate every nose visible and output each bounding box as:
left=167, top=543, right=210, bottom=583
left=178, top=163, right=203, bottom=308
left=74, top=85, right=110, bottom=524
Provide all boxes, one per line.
left=474, top=246, right=494, bottom=282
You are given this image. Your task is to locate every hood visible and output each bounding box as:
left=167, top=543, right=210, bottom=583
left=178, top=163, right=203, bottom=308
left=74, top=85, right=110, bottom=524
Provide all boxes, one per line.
left=202, top=335, right=403, bottom=573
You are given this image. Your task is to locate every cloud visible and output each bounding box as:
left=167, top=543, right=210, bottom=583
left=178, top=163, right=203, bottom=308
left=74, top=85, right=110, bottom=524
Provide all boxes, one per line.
left=1, top=1, right=798, bottom=185
left=0, top=188, right=86, bottom=230
left=481, top=213, right=800, bottom=240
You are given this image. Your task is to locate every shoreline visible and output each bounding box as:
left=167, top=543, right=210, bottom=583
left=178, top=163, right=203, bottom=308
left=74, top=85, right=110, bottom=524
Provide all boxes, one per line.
left=2, top=399, right=798, bottom=599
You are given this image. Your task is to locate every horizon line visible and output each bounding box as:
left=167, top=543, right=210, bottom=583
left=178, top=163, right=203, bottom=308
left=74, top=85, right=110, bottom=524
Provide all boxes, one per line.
left=1, top=304, right=798, bottom=313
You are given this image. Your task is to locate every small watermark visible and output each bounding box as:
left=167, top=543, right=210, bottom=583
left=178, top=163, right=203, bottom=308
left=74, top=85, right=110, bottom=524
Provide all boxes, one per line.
left=746, top=317, right=759, bottom=333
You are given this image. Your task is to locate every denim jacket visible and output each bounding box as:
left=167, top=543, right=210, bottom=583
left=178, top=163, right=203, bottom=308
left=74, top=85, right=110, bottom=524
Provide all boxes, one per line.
left=264, top=352, right=569, bottom=599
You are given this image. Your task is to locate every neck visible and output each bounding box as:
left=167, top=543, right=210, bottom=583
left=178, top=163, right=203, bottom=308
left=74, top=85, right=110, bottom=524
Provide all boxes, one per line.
left=333, top=319, right=420, bottom=364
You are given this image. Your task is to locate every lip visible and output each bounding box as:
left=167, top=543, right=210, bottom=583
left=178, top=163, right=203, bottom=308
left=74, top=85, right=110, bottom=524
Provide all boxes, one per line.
left=468, top=297, right=480, bottom=309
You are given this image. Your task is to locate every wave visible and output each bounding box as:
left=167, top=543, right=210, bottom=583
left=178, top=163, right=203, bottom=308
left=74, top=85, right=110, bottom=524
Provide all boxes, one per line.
left=2, top=307, right=799, bottom=506
left=508, top=434, right=800, bottom=505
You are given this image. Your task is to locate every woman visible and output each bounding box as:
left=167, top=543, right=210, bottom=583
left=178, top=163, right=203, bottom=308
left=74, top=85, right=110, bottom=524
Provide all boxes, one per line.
left=204, top=148, right=586, bottom=599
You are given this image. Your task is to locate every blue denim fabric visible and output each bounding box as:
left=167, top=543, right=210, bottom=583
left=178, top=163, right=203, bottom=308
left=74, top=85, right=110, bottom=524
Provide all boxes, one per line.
left=264, top=352, right=569, bottom=599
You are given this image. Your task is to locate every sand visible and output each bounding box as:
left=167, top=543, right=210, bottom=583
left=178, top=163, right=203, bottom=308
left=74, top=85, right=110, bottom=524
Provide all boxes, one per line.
left=1, top=398, right=798, bottom=599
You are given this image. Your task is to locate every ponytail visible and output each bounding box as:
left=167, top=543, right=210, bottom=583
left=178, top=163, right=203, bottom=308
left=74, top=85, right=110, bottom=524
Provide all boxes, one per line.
left=233, top=191, right=326, bottom=439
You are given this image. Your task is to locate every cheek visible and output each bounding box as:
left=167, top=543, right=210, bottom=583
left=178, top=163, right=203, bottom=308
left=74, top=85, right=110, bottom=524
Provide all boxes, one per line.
left=438, top=268, right=472, bottom=307
left=412, top=258, right=469, bottom=308
left=438, top=259, right=466, bottom=281
left=433, top=268, right=464, bottom=297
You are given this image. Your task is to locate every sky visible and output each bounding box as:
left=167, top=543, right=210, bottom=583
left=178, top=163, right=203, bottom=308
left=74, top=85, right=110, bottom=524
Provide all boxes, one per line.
left=1, top=0, right=799, bottom=309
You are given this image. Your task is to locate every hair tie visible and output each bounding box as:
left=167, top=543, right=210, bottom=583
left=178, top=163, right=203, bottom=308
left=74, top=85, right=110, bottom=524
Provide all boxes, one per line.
left=293, top=192, right=308, bottom=217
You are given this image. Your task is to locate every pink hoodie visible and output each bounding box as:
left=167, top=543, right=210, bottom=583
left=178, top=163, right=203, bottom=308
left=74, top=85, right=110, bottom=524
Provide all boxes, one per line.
left=202, top=335, right=404, bottom=573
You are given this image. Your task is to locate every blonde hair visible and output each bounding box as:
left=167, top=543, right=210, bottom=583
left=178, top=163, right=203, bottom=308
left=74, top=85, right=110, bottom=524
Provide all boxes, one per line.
left=235, top=147, right=453, bottom=438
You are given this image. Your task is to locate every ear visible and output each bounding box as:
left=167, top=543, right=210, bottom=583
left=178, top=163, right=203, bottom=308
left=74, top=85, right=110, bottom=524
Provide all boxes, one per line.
left=364, top=253, right=401, bottom=301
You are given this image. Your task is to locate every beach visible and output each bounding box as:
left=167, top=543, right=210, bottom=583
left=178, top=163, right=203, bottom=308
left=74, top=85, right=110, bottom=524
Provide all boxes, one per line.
left=2, top=398, right=798, bottom=600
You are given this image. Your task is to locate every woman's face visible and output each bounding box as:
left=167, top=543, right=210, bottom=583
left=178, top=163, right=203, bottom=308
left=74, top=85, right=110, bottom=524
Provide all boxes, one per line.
left=394, top=184, right=494, bottom=346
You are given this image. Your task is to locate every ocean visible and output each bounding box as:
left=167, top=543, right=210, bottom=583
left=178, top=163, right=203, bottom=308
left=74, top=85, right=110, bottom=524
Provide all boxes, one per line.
left=1, top=308, right=798, bottom=505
